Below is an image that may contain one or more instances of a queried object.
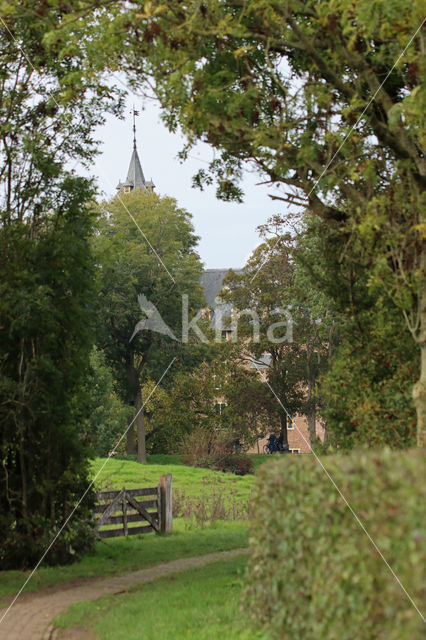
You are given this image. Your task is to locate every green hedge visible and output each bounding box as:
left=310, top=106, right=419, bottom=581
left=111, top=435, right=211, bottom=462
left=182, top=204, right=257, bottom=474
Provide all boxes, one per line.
left=242, top=449, right=425, bottom=639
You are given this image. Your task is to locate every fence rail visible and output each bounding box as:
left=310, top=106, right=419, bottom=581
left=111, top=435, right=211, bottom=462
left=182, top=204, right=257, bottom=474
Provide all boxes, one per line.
left=95, top=474, right=172, bottom=539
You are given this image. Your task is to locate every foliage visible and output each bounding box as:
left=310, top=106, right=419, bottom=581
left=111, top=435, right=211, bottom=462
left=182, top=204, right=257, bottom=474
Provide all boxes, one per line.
left=223, top=234, right=331, bottom=444
left=0, top=1, right=123, bottom=568
left=94, top=189, right=204, bottom=461
left=223, top=359, right=282, bottom=444
left=321, top=312, right=418, bottom=449
left=180, top=428, right=254, bottom=476
left=296, top=214, right=418, bottom=449
left=81, top=347, right=132, bottom=456
left=141, top=359, right=225, bottom=454
left=0, top=183, right=98, bottom=568
left=243, top=449, right=425, bottom=640
left=102, top=0, right=426, bottom=444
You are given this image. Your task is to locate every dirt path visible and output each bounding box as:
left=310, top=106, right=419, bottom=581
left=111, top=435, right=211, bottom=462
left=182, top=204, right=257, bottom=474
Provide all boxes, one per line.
left=0, top=548, right=248, bottom=640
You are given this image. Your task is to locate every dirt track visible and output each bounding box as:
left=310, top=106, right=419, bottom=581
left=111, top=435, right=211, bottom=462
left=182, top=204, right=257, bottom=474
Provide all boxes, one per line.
left=0, top=548, right=248, bottom=640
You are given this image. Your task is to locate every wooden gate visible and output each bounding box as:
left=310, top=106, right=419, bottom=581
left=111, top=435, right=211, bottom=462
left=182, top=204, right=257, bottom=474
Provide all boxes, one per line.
left=95, top=474, right=172, bottom=539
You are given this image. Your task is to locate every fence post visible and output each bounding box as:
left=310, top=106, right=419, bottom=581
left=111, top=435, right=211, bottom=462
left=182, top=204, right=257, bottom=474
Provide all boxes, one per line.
left=122, top=486, right=128, bottom=537
left=158, top=474, right=172, bottom=533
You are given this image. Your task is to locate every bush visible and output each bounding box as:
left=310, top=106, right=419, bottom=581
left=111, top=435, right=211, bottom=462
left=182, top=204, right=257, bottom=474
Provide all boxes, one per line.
left=180, top=428, right=253, bottom=475
left=242, top=449, right=425, bottom=640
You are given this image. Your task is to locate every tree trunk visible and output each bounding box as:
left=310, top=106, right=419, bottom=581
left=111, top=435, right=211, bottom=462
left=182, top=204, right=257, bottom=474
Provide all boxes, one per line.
left=280, top=411, right=289, bottom=448
left=125, top=350, right=138, bottom=455
left=136, top=385, right=147, bottom=463
left=413, top=284, right=426, bottom=447
left=126, top=413, right=136, bottom=455
left=412, top=245, right=426, bottom=448
left=307, top=404, right=316, bottom=448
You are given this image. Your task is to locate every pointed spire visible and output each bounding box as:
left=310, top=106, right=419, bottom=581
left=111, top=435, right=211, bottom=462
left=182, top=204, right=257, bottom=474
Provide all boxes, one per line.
left=132, top=105, right=138, bottom=150
left=116, top=108, right=155, bottom=192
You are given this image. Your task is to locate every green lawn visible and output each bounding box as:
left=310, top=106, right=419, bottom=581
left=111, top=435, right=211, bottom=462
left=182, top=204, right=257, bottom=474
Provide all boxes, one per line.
left=54, top=555, right=261, bottom=639
left=92, top=456, right=255, bottom=502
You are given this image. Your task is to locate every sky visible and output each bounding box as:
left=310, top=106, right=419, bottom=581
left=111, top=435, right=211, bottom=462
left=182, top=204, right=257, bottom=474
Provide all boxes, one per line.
left=88, top=95, right=287, bottom=269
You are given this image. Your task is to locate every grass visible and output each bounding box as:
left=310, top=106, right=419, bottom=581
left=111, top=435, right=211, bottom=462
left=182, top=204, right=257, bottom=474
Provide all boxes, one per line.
left=92, top=456, right=255, bottom=503
left=0, top=454, right=256, bottom=600
left=0, top=520, right=247, bottom=601
left=54, top=555, right=261, bottom=639
left=0, top=456, right=272, bottom=602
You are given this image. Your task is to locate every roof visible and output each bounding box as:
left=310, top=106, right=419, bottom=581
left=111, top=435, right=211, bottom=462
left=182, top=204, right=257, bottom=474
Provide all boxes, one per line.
left=200, top=268, right=242, bottom=330
left=117, top=141, right=155, bottom=191
left=126, top=145, right=146, bottom=188
left=200, top=269, right=233, bottom=307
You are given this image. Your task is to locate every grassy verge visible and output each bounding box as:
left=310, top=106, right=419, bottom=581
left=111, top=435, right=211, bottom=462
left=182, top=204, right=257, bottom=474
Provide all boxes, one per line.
left=0, top=521, right=247, bottom=600
left=54, top=555, right=261, bottom=639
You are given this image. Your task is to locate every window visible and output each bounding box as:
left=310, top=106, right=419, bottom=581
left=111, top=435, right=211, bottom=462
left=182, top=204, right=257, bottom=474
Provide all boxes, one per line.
left=287, top=420, right=294, bottom=430
left=290, top=448, right=300, bottom=454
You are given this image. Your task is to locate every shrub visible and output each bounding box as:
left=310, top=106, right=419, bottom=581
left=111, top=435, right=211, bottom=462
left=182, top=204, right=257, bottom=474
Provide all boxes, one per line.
left=180, top=428, right=253, bottom=475
left=242, top=449, right=425, bottom=640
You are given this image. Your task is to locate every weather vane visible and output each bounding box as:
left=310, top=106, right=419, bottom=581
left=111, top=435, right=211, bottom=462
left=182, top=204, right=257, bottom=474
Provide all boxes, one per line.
left=132, top=105, right=139, bottom=149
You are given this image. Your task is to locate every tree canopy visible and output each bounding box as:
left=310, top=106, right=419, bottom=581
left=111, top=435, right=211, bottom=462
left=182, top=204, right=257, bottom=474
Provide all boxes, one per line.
left=95, top=188, right=205, bottom=462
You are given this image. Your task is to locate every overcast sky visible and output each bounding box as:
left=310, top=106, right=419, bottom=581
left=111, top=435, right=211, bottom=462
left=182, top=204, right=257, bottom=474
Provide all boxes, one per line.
left=88, top=95, right=288, bottom=269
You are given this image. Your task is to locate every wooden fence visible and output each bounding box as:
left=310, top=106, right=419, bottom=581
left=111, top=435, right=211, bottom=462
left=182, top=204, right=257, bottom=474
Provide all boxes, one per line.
left=95, top=473, right=172, bottom=539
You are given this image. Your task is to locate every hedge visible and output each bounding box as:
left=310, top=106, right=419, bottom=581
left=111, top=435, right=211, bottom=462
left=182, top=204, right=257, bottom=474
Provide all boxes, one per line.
left=242, top=449, right=425, bottom=639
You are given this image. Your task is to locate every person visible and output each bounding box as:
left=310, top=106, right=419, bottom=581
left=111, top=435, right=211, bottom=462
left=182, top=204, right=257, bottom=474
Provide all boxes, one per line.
left=276, top=433, right=290, bottom=453
left=267, top=432, right=276, bottom=454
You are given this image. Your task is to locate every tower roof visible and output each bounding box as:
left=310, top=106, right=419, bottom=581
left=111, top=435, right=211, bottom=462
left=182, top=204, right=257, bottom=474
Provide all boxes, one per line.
left=125, top=145, right=146, bottom=188
left=116, top=110, right=155, bottom=192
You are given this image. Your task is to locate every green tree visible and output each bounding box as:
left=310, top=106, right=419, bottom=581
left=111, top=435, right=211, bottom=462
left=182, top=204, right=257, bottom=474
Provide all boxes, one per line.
left=223, top=238, right=309, bottom=448
left=223, top=364, right=279, bottom=447
left=142, top=361, right=224, bottom=453
left=103, top=0, right=425, bottom=446
left=0, top=0, right=123, bottom=567
left=297, top=215, right=418, bottom=449
left=0, top=182, right=98, bottom=568
left=95, top=189, right=204, bottom=463
left=80, top=347, right=132, bottom=457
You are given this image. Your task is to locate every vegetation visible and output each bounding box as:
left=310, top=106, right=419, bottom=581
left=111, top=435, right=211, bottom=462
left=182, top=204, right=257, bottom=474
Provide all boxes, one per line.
left=102, top=0, right=425, bottom=446
left=0, top=184, right=99, bottom=569
left=180, top=429, right=254, bottom=476
left=95, top=189, right=204, bottom=462
left=53, top=556, right=257, bottom=640
left=223, top=231, right=331, bottom=446
left=91, top=457, right=254, bottom=504
left=1, top=0, right=424, bottom=596
left=0, top=521, right=247, bottom=600
left=0, top=456, right=253, bottom=598
left=0, top=0, right=122, bottom=568
left=243, top=449, right=425, bottom=639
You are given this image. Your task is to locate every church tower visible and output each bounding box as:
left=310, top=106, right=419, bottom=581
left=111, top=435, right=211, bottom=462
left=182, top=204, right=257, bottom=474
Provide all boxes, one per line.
left=116, top=109, right=155, bottom=193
